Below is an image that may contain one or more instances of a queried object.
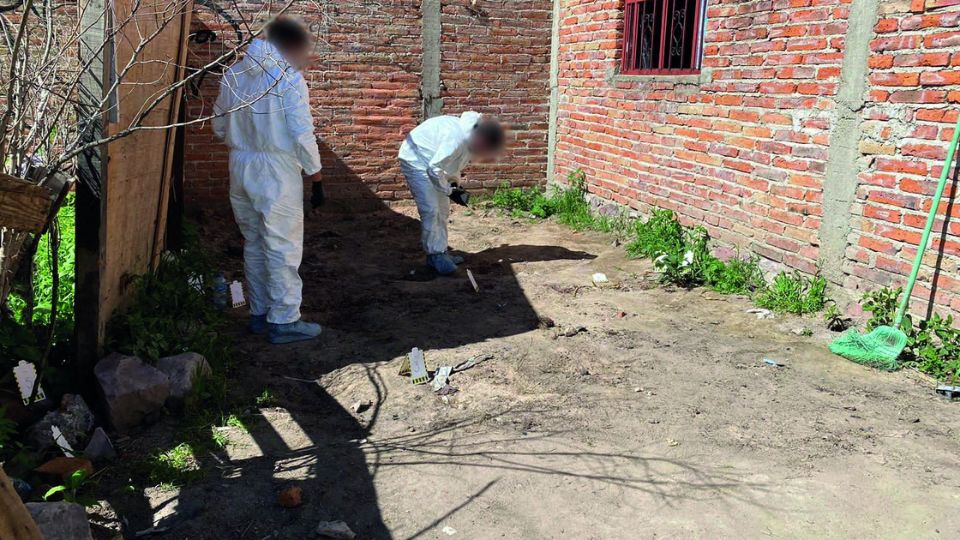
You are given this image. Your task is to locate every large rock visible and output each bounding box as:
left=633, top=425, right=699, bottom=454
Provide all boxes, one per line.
left=26, top=394, right=95, bottom=451
left=94, top=353, right=170, bottom=432
left=82, top=427, right=116, bottom=462
left=26, top=502, right=93, bottom=540
left=156, top=352, right=211, bottom=406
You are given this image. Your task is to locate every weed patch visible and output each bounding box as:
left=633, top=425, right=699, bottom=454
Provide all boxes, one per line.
left=754, top=272, right=828, bottom=315
left=488, top=170, right=628, bottom=233
left=108, top=225, right=232, bottom=371
left=861, top=287, right=960, bottom=380
left=146, top=443, right=203, bottom=487
left=488, top=170, right=826, bottom=310
left=627, top=209, right=765, bottom=295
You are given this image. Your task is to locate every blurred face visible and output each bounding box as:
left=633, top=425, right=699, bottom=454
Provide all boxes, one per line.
left=281, top=44, right=311, bottom=70
left=469, top=135, right=503, bottom=163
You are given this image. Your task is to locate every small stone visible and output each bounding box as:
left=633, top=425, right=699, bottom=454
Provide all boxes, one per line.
left=443, top=525, right=458, bottom=535
left=34, top=457, right=94, bottom=482
left=27, top=394, right=95, bottom=451
left=634, top=387, right=642, bottom=393
left=316, top=520, right=356, bottom=539
left=26, top=502, right=93, bottom=540
left=351, top=400, right=372, bottom=414
left=277, top=485, right=303, bottom=508
left=156, top=352, right=212, bottom=407
left=436, top=385, right=459, bottom=396
left=12, top=477, right=32, bottom=501
left=95, top=353, right=170, bottom=432
left=537, top=315, right=556, bottom=329
left=562, top=326, right=587, bottom=338
left=617, top=311, right=627, bottom=318
left=83, top=427, right=116, bottom=462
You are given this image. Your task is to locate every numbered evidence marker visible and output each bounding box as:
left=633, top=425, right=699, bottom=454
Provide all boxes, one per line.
left=467, top=269, right=479, bottom=293
left=408, top=348, right=430, bottom=385
left=230, top=280, right=246, bottom=308
left=13, top=360, right=46, bottom=405
left=51, top=425, right=75, bottom=457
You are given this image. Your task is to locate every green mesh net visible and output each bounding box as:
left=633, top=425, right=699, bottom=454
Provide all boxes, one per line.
left=829, top=326, right=907, bottom=371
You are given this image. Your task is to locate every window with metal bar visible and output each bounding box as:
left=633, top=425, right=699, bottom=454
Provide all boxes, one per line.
left=622, top=0, right=706, bottom=75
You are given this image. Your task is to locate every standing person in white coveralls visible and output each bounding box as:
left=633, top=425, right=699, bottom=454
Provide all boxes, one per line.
left=212, top=18, right=326, bottom=344
left=399, top=113, right=505, bottom=275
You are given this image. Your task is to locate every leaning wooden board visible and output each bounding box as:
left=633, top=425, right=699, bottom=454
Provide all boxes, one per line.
left=74, top=0, right=194, bottom=356
left=0, top=467, right=43, bottom=540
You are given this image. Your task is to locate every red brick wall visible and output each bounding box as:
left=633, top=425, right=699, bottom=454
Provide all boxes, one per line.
left=183, top=0, right=551, bottom=205
left=851, top=1, right=960, bottom=313
left=554, top=0, right=960, bottom=316
left=440, top=0, right=553, bottom=191
left=554, top=0, right=848, bottom=275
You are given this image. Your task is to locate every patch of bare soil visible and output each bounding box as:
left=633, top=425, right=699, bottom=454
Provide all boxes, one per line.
left=107, top=205, right=960, bottom=539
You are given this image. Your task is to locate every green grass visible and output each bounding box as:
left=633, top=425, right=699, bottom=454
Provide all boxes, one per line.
left=146, top=443, right=203, bottom=487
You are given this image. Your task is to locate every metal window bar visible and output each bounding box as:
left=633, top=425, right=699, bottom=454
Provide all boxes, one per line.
left=623, top=0, right=704, bottom=75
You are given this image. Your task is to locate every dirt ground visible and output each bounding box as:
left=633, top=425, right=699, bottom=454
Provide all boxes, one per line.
left=102, top=203, right=960, bottom=539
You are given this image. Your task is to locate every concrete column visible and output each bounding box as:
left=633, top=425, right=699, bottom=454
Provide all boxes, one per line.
left=546, top=0, right=561, bottom=185
left=421, top=0, right=443, bottom=119
left=820, top=0, right=880, bottom=284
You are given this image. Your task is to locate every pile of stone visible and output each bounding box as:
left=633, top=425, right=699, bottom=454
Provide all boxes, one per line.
left=13, top=352, right=211, bottom=539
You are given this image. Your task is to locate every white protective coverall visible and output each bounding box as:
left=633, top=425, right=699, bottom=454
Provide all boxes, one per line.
left=212, top=38, right=322, bottom=325
left=398, top=111, right=481, bottom=255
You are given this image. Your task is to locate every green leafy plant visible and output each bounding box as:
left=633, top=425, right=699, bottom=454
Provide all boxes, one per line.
left=861, top=287, right=960, bottom=380
left=107, top=225, right=231, bottom=367
left=651, top=226, right=712, bottom=287
left=823, top=303, right=851, bottom=332
left=43, top=469, right=99, bottom=508
left=256, top=389, right=276, bottom=407
left=862, top=287, right=905, bottom=332
left=488, top=169, right=628, bottom=233
left=626, top=209, right=686, bottom=260
left=754, top=272, right=828, bottom=315
left=627, top=210, right=765, bottom=293
left=703, top=255, right=766, bottom=295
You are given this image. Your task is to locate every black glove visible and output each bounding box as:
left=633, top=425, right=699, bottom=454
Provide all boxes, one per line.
left=311, top=181, right=325, bottom=209
left=449, top=187, right=470, bottom=207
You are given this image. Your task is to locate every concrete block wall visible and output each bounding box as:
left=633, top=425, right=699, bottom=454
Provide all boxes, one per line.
left=551, top=0, right=960, bottom=316
left=183, top=0, right=552, bottom=205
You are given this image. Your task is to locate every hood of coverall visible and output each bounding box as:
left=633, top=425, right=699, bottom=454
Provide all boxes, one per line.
left=237, top=38, right=290, bottom=77
left=459, top=111, right=483, bottom=134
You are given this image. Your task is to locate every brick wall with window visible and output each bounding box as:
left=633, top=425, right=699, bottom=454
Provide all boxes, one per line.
left=554, top=0, right=960, bottom=316
left=183, top=1, right=552, bottom=206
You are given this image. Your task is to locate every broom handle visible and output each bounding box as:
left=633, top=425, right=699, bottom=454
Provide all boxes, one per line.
left=895, top=112, right=960, bottom=327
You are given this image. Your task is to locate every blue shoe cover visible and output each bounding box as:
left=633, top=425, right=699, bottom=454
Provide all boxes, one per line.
left=427, top=253, right=458, bottom=275
left=269, top=320, right=322, bottom=344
